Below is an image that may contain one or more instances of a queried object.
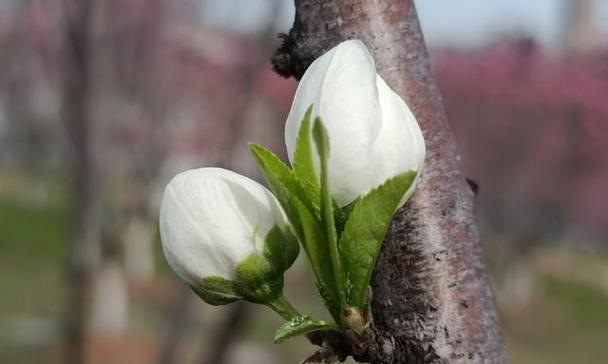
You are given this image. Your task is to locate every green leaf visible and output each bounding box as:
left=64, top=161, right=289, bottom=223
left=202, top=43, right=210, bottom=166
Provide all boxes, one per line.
left=293, top=197, right=341, bottom=322
left=191, top=276, right=242, bottom=306
left=250, top=142, right=342, bottom=321
left=263, top=225, right=300, bottom=273
left=249, top=144, right=317, bottom=233
left=293, top=105, right=320, bottom=208
left=274, top=315, right=339, bottom=344
left=339, top=171, right=417, bottom=308
left=249, top=144, right=297, bottom=220
left=312, top=118, right=346, bottom=308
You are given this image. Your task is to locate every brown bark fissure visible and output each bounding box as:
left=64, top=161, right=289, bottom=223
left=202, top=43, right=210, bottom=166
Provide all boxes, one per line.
left=273, top=1, right=507, bottom=363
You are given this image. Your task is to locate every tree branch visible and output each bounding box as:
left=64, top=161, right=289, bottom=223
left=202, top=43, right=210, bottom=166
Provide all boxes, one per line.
left=273, top=1, right=507, bottom=363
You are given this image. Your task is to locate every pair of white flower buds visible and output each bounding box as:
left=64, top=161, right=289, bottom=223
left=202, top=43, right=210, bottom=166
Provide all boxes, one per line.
left=160, top=40, right=425, bottom=291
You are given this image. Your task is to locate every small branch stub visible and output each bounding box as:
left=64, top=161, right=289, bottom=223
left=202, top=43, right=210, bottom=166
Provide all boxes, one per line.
left=342, top=307, right=366, bottom=336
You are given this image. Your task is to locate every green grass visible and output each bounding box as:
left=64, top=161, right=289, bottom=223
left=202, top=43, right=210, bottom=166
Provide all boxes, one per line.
left=544, top=275, right=608, bottom=329
left=0, top=197, right=70, bottom=259
left=504, top=274, right=608, bottom=364
left=0, top=194, right=69, bottom=363
left=0, top=194, right=69, bottom=313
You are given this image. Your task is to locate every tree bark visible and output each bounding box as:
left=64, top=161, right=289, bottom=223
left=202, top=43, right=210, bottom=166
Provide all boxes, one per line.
left=272, top=1, right=507, bottom=363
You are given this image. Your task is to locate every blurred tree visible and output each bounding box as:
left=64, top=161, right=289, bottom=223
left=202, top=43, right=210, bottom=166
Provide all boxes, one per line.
left=433, top=39, right=608, bottom=249
left=156, top=2, right=289, bottom=363
left=0, top=1, right=63, bottom=175
left=60, top=1, right=99, bottom=364
left=563, top=0, right=601, bottom=53
left=1, top=0, right=292, bottom=362
left=433, top=39, right=608, bottom=310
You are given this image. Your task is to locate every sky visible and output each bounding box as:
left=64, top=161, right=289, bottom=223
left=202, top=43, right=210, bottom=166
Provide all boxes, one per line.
left=2, top=0, right=604, bottom=49
left=200, top=0, right=608, bottom=49
left=416, top=0, right=562, bottom=47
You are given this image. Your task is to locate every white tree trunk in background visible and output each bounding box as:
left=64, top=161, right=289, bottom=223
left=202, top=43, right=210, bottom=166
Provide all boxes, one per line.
left=499, top=260, right=536, bottom=313
left=563, top=0, right=600, bottom=52
left=90, top=262, right=129, bottom=335
left=124, top=215, right=155, bottom=282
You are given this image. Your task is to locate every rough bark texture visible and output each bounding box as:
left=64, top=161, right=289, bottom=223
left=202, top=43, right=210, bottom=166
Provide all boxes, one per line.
left=273, top=1, right=507, bottom=363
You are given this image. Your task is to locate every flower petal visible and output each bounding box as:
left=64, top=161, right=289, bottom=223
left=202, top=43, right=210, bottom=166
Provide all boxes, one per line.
left=159, top=168, right=288, bottom=283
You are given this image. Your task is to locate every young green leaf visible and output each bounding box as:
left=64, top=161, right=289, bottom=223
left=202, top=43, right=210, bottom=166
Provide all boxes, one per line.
left=274, top=316, right=339, bottom=344
left=334, top=198, right=358, bottom=236
left=249, top=143, right=317, bottom=232
left=250, top=142, right=342, bottom=322
left=339, top=171, right=417, bottom=308
left=293, top=197, right=342, bottom=322
left=312, top=118, right=346, bottom=308
left=293, top=105, right=320, bottom=208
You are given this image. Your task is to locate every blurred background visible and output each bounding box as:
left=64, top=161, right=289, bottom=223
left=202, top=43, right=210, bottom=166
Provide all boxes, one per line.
left=0, top=0, right=607, bottom=363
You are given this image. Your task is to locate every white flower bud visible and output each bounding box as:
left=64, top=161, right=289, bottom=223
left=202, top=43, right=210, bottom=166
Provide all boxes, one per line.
left=285, top=39, right=426, bottom=207
left=159, top=167, right=289, bottom=285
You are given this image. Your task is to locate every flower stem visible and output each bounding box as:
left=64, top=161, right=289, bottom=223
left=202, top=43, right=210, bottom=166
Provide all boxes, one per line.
left=266, top=294, right=301, bottom=321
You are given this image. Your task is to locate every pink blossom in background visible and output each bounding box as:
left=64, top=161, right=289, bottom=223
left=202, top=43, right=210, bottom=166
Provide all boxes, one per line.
left=434, top=39, right=608, bottom=239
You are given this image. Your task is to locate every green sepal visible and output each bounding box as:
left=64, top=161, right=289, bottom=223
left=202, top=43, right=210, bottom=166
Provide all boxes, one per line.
left=274, top=315, right=339, bottom=344
left=339, top=171, right=417, bottom=308
left=293, top=105, right=320, bottom=208
left=233, top=223, right=303, bottom=305
left=191, top=276, right=242, bottom=306
left=263, top=225, right=300, bottom=274
left=234, top=253, right=283, bottom=304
